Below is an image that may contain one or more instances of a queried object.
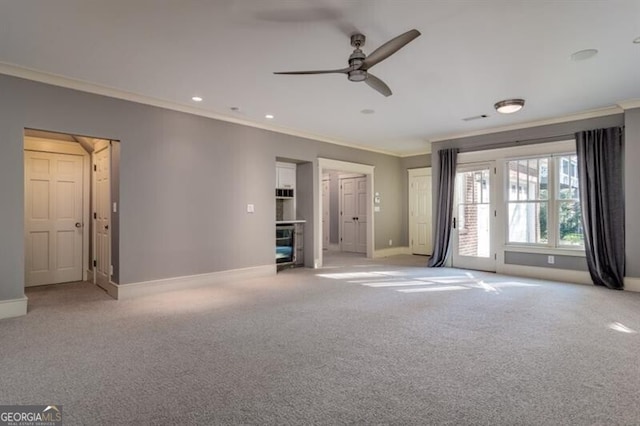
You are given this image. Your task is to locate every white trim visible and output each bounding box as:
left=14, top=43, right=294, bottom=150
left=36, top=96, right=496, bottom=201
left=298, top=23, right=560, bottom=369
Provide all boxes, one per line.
left=504, top=245, right=585, bottom=257
left=0, top=62, right=398, bottom=157
left=0, top=296, right=28, bottom=320
left=428, top=106, right=622, bottom=143
left=617, top=99, right=640, bottom=110
left=109, top=264, right=276, bottom=300
left=97, top=280, right=119, bottom=299
left=373, top=247, right=412, bottom=258
left=328, top=243, right=340, bottom=251
left=624, top=277, right=640, bottom=293
left=499, top=264, right=592, bottom=285
left=316, top=158, right=375, bottom=268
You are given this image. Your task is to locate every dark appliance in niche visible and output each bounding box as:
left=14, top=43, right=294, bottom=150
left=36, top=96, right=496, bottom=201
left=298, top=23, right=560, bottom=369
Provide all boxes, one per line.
left=276, top=225, right=295, bottom=264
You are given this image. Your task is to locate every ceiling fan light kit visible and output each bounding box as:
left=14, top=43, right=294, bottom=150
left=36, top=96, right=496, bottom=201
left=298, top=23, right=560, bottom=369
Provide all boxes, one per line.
left=494, top=98, right=525, bottom=114
left=274, top=29, right=421, bottom=97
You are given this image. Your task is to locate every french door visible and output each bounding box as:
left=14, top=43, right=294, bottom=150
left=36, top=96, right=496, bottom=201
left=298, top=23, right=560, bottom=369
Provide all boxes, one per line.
left=452, top=163, right=496, bottom=271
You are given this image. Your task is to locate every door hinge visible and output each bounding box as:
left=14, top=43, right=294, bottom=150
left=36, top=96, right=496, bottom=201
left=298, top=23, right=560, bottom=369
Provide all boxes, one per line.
left=340, top=237, right=342, bottom=242
left=494, top=210, right=497, bottom=217
left=93, top=212, right=97, bottom=219
left=494, top=167, right=496, bottom=174
left=494, top=253, right=497, bottom=260
left=94, top=164, right=97, bottom=171
left=93, top=260, right=97, bottom=267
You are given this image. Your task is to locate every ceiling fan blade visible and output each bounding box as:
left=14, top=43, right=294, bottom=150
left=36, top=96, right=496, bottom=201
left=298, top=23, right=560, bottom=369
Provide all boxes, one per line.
left=274, top=67, right=351, bottom=75
left=361, top=29, right=421, bottom=70
left=365, top=74, right=392, bottom=97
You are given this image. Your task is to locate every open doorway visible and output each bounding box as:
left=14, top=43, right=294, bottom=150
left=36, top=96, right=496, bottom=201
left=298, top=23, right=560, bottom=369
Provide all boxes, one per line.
left=316, top=158, right=374, bottom=268
left=23, top=129, right=119, bottom=298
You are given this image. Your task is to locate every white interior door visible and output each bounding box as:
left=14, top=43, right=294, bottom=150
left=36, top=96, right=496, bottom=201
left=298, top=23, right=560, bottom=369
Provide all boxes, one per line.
left=25, top=151, right=84, bottom=286
left=93, top=145, right=111, bottom=287
left=340, top=176, right=366, bottom=254
left=409, top=168, right=432, bottom=255
left=452, top=163, right=496, bottom=271
left=322, top=179, right=330, bottom=249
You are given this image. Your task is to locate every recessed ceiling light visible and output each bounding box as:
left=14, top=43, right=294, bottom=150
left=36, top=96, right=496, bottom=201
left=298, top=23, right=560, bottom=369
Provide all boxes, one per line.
left=360, top=109, right=375, bottom=114
left=265, top=114, right=274, bottom=119
left=494, top=99, right=525, bottom=114
left=191, top=96, right=203, bottom=102
left=570, top=48, right=598, bottom=61
left=633, top=36, right=640, bottom=44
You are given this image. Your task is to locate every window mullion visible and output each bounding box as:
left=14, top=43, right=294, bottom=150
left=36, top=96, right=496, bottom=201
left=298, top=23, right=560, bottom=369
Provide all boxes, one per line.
left=548, top=157, right=558, bottom=248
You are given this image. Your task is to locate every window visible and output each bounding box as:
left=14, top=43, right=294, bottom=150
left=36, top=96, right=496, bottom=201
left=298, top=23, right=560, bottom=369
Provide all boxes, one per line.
left=507, top=154, right=583, bottom=248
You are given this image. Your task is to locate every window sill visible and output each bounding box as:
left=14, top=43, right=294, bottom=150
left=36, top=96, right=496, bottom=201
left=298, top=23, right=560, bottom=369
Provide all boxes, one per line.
left=503, top=245, right=586, bottom=257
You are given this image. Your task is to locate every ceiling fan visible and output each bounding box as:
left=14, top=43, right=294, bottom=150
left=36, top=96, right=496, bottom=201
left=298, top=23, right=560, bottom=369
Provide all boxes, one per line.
left=274, top=29, right=421, bottom=97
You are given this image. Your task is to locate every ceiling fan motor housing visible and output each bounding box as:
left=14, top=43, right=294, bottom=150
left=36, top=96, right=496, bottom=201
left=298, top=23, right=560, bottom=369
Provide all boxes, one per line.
left=348, top=49, right=367, bottom=81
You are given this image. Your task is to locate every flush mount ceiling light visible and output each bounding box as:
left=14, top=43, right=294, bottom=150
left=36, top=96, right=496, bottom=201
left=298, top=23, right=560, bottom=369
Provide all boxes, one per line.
left=191, top=96, right=203, bottom=102
left=571, top=48, right=598, bottom=61
left=265, top=114, right=274, bottom=119
left=494, top=99, right=525, bottom=114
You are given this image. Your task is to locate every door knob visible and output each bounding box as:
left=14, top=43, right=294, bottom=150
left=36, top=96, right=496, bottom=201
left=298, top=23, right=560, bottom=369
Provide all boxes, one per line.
left=105, top=225, right=109, bottom=230
left=75, top=222, right=82, bottom=228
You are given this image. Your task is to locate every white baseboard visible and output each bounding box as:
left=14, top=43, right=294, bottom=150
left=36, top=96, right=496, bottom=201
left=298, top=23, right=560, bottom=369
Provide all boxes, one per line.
left=326, top=243, right=340, bottom=251
left=499, top=264, right=593, bottom=285
left=624, top=276, right=640, bottom=292
left=97, top=280, right=119, bottom=300
left=112, top=264, right=276, bottom=300
left=374, top=246, right=412, bottom=258
left=0, top=296, right=28, bottom=320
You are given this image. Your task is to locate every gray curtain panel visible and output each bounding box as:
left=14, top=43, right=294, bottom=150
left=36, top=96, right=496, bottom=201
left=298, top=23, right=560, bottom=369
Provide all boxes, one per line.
left=575, top=127, right=625, bottom=289
left=428, top=148, right=458, bottom=267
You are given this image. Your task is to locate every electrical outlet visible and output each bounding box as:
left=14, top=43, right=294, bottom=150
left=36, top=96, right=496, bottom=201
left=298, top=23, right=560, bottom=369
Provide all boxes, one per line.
left=388, top=239, right=393, bottom=246
left=548, top=255, right=555, bottom=264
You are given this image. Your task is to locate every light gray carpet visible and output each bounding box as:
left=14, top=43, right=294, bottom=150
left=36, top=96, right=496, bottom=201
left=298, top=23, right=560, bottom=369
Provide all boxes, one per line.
left=2, top=255, right=640, bottom=425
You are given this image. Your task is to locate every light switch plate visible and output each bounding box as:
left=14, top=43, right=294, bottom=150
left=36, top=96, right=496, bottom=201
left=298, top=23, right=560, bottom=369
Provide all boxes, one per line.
left=247, top=204, right=255, bottom=213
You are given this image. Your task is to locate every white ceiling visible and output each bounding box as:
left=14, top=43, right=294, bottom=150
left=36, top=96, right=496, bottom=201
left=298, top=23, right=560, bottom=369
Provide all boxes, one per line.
left=1, top=0, right=639, bottom=156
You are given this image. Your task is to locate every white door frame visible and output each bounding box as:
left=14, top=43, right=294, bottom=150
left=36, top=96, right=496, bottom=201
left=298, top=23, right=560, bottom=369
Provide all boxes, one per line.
left=408, top=167, right=432, bottom=255
left=316, top=158, right=374, bottom=268
left=24, top=136, right=91, bottom=284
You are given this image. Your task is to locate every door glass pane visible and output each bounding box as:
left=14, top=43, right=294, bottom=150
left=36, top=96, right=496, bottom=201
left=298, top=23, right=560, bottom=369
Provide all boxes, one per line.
left=457, top=170, right=490, bottom=258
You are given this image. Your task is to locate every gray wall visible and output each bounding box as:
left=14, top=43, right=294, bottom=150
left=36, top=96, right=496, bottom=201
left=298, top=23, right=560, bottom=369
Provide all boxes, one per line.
left=504, top=252, right=587, bottom=271
left=0, top=74, right=407, bottom=301
left=430, top=113, right=634, bottom=275
left=625, top=108, right=640, bottom=277
left=296, top=163, right=314, bottom=267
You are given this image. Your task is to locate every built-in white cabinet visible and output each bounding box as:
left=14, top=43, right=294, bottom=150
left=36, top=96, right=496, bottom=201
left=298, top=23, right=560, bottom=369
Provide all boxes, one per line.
left=276, top=162, right=296, bottom=189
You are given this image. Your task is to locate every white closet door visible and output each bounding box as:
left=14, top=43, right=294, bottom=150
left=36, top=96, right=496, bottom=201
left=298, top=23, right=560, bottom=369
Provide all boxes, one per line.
left=25, top=151, right=83, bottom=286
left=94, top=145, right=111, bottom=287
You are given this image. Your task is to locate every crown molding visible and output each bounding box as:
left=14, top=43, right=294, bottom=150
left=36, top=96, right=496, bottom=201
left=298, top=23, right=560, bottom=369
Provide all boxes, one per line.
left=617, top=99, right=640, bottom=110
left=0, top=62, right=401, bottom=157
left=428, top=105, right=624, bottom=143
